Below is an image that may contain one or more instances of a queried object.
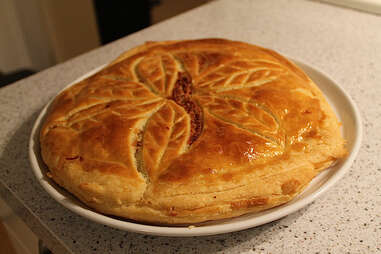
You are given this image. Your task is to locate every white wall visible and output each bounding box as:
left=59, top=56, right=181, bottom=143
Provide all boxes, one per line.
left=13, top=0, right=56, bottom=71
left=0, top=0, right=34, bottom=73
left=38, top=0, right=100, bottom=63
left=0, top=0, right=100, bottom=74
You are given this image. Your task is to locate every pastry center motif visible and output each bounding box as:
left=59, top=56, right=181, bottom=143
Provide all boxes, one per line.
left=45, top=50, right=287, bottom=178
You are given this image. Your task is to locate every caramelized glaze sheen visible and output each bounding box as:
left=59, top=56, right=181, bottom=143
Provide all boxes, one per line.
left=40, top=39, right=346, bottom=224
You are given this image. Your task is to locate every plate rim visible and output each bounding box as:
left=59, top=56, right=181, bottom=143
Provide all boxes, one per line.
left=28, top=59, right=362, bottom=237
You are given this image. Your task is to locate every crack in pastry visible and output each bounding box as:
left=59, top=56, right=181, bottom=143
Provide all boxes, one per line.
left=134, top=130, right=147, bottom=181
left=171, top=72, right=203, bottom=145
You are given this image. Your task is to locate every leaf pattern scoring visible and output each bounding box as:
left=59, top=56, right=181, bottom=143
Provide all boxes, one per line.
left=142, top=101, right=190, bottom=179
left=43, top=42, right=290, bottom=183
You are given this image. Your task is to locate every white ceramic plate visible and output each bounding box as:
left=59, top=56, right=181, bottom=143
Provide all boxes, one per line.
left=29, top=59, right=362, bottom=237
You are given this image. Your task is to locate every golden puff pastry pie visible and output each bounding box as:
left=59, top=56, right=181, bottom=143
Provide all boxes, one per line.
left=40, top=39, right=346, bottom=224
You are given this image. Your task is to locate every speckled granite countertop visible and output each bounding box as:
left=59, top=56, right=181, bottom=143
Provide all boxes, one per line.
left=0, top=0, right=380, bottom=253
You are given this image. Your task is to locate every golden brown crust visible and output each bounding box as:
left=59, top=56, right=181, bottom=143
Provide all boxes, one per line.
left=40, top=39, right=346, bottom=224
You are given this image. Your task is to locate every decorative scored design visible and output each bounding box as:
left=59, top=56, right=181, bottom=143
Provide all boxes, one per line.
left=197, top=60, right=284, bottom=92
left=136, top=53, right=181, bottom=97
left=199, top=95, right=284, bottom=146
left=43, top=44, right=292, bottom=181
left=143, top=101, right=191, bottom=179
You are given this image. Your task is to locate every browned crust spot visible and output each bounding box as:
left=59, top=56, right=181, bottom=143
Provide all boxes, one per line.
left=230, top=197, right=268, bottom=210
left=281, top=179, right=300, bottom=195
